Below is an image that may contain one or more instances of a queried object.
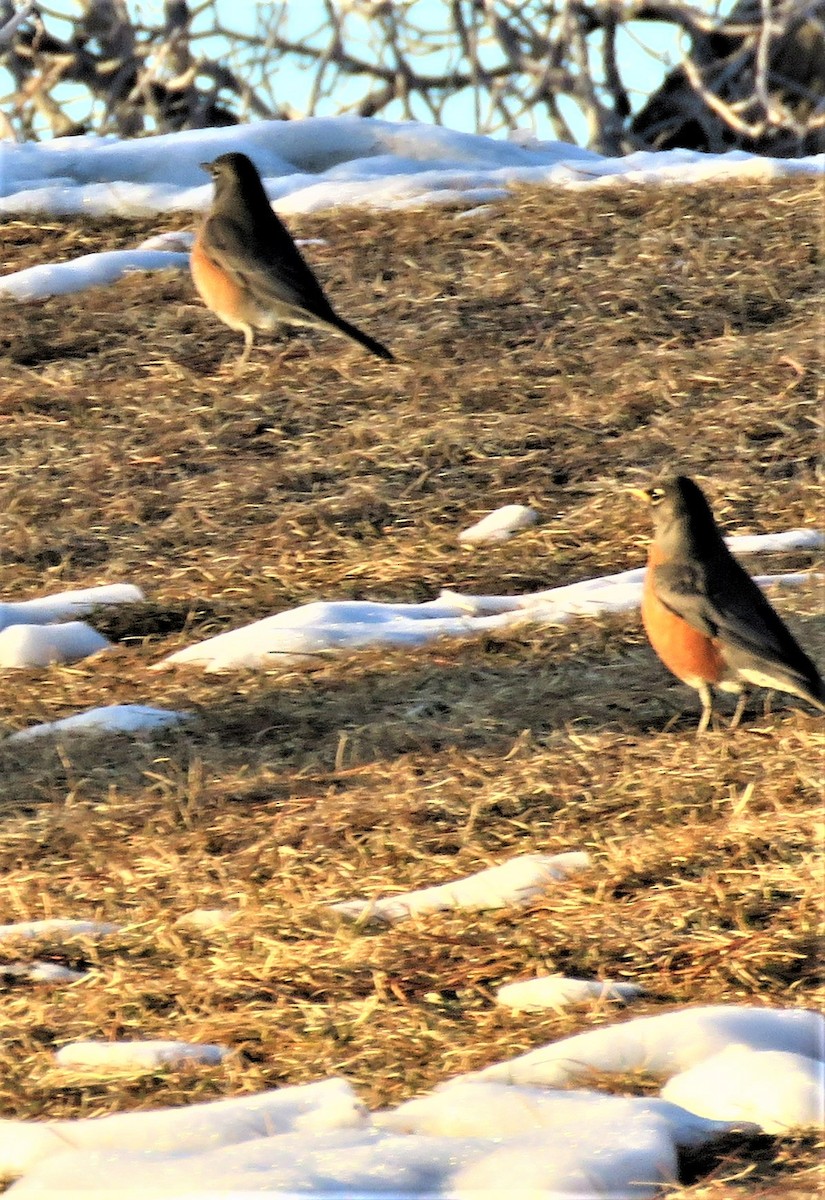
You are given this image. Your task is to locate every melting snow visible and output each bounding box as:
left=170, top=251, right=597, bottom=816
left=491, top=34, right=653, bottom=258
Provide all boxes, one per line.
left=458, top=504, right=539, bottom=545
left=8, top=704, right=190, bottom=742
left=0, top=961, right=86, bottom=985
left=0, top=1042, right=775, bottom=1198
left=0, top=1094, right=755, bottom=1199
left=496, top=974, right=643, bottom=1012
left=1, top=537, right=817, bottom=675
left=331, top=851, right=590, bottom=923
left=474, top=1005, right=825, bottom=1086
left=1, top=116, right=822, bottom=228
left=0, top=248, right=191, bottom=301
left=0, top=584, right=144, bottom=632
left=0, top=584, right=144, bottom=668
left=157, top=565, right=818, bottom=673
left=378, top=1079, right=753, bottom=1146
left=0, top=1078, right=366, bottom=1179
left=55, top=1041, right=231, bottom=1071
left=661, top=1044, right=825, bottom=1134
left=0, top=621, right=110, bottom=668
left=0, top=919, right=120, bottom=943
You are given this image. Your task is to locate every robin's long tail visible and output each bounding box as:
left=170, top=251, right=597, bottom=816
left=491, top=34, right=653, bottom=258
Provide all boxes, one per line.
left=802, top=674, right=825, bottom=712
left=328, top=313, right=394, bottom=362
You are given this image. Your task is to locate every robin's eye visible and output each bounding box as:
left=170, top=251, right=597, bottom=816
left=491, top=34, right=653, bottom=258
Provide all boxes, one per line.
left=649, top=487, right=665, bottom=504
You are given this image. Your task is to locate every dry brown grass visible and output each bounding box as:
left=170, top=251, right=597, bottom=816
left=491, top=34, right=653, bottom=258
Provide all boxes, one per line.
left=0, top=178, right=823, bottom=1195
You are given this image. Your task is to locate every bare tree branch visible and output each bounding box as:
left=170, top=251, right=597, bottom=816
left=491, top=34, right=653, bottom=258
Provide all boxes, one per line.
left=0, top=0, right=33, bottom=51
left=0, top=0, right=821, bottom=154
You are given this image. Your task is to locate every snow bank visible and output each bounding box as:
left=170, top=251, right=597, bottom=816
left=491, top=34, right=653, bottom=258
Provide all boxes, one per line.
left=0, top=1078, right=366, bottom=1178
left=378, top=1080, right=752, bottom=1147
left=475, top=1005, right=825, bottom=1086
left=661, top=1044, right=825, bottom=1133
left=2, top=1010, right=812, bottom=1197
left=1, top=117, right=822, bottom=225
left=4, top=1085, right=756, bottom=1199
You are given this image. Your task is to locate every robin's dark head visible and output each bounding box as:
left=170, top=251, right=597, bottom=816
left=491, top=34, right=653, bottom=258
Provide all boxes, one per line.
left=631, top=475, right=721, bottom=550
left=200, top=152, right=269, bottom=208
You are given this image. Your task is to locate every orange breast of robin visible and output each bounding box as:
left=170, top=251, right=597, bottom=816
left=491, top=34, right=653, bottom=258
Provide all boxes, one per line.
left=191, top=231, right=251, bottom=329
left=641, top=558, right=726, bottom=686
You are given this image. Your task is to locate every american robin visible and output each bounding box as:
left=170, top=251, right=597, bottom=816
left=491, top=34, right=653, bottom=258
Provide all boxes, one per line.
left=631, top=475, right=824, bottom=732
left=192, top=152, right=393, bottom=367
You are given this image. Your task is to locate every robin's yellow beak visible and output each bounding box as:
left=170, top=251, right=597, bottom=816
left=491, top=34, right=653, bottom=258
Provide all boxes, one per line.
left=627, top=486, right=652, bottom=504
left=200, top=161, right=215, bottom=175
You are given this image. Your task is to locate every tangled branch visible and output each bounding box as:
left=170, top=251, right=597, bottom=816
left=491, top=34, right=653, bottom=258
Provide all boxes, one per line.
left=0, top=0, right=822, bottom=155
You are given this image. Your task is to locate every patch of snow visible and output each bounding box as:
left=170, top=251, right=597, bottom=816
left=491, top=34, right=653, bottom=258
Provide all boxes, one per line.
left=474, top=1005, right=825, bottom=1086
left=661, top=1044, right=825, bottom=1134
left=1, top=1129, right=477, bottom=1198
left=458, top=504, right=538, bottom=545
left=0, top=919, right=119, bottom=943
left=451, top=1125, right=676, bottom=1200
left=6, top=1086, right=756, bottom=1199
left=3, top=1012, right=811, bottom=1197
left=727, top=529, right=824, bottom=554
left=55, top=1041, right=230, bottom=1071
left=155, top=564, right=817, bottom=672
left=0, top=622, right=110, bottom=669
left=330, top=851, right=590, bottom=924
left=136, top=231, right=194, bottom=252
left=0, top=584, right=144, bottom=669
left=154, top=594, right=526, bottom=671
left=0, top=1124, right=680, bottom=1199
left=378, top=1080, right=753, bottom=1149
left=0, top=962, right=86, bottom=984
left=8, top=705, right=190, bottom=742
left=0, top=584, right=144, bottom=633
left=0, top=249, right=190, bottom=301
left=496, top=975, right=643, bottom=1012
left=0, top=1078, right=366, bottom=1179
left=0, top=232, right=324, bottom=301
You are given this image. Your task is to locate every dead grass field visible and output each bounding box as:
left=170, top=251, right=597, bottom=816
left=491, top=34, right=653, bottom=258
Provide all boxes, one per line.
left=0, top=178, right=823, bottom=1195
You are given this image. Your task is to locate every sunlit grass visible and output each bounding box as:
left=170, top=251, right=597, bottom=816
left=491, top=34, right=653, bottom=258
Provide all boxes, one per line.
left=0, top=178, right=822, bottom=1194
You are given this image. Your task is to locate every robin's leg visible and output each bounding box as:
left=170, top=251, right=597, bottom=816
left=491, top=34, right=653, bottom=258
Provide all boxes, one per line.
left=729, top=688, right=749, bottom=730
left=696, top=683, right=714, bottom=735
left=236, top=326, right=255, bottom=368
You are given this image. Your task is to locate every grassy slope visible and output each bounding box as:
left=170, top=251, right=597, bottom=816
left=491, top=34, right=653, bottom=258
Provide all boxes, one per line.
left=0, top=179, right=822, bottom=1195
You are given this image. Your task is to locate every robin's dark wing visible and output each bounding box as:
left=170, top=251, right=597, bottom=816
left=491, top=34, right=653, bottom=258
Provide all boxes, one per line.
left=203, top=212, right=336, bottom=321
left=653, top=554, right=824, bottom=703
